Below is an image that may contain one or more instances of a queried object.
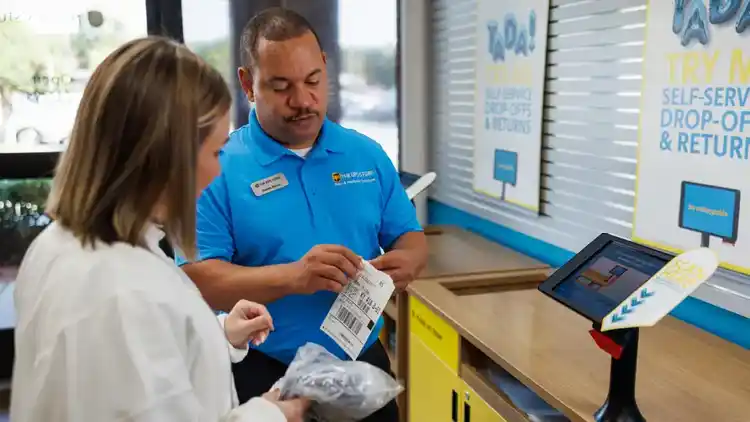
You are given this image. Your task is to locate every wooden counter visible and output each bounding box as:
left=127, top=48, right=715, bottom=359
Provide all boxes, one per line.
left=383, top=225, right=550, bottom=341
left=381, top=225, right=551, bottom=422
left=383, top=226, right=549, bottom=326
left=421, top=226, right=549, bottom=278
left=407, top=279, right=750, bottom=422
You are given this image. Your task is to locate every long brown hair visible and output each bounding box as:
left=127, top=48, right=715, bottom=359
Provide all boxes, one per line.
left=47, top=36, right=230, bottom=259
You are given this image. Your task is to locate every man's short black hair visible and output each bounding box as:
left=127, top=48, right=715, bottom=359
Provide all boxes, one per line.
left=240, top=7, right=323, bottom=69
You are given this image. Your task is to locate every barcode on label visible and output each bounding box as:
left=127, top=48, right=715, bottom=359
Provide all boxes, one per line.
left=357, top=294, right=368, bottom=311
left=336, top=305, right=364, bottom=335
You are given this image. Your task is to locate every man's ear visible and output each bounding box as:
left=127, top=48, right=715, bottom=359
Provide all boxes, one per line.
left=321, top=51, right=327, bottom=65
left=237, top=67, right=255, bottom=102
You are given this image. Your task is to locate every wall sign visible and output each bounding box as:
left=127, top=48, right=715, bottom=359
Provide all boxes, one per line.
left=633, top=0, right=750, bottom=276
left=472, top=0, right=550, bottom=213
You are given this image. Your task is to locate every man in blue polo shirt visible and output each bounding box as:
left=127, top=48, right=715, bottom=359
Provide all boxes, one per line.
left=179, top=7, right=427, bottom=422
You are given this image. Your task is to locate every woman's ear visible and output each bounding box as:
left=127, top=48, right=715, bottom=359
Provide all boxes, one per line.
left=237, top=67, right=255, bottom=102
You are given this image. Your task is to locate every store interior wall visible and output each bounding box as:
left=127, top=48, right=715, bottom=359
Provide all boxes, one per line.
left=403, top=0, right=750, bottom=348
left=398, top=0, right=429, bottom=224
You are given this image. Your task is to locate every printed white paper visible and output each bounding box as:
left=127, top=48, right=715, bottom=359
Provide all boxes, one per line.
left=321, top=260, right=395, bottom=359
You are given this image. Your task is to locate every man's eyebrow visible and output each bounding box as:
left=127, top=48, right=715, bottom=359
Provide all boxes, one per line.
left=266, top=69, right=322, bottom=84
left=267, top=76, right=290, bottom=84
left=306, top=69, right=322, bottom=79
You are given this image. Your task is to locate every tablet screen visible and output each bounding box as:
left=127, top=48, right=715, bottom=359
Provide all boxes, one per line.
left=553, top=240, right=667, bottom=321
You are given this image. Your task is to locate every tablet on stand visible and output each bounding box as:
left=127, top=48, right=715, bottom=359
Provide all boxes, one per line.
left=538, top=234, right=718, bottom=422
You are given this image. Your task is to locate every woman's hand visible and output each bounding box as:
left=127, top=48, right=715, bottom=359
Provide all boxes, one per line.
left=224, top=300, right=274, bottom=349
left=262, top=389, right=310, bottom=422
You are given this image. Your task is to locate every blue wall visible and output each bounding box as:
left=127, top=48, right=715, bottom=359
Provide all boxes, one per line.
left=428, top=199, right=750, bottom=349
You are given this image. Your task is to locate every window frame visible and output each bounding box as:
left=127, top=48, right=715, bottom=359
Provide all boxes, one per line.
left=395, top=0, right=403, bottom=172
left=0, top=0, right=185, bottom=180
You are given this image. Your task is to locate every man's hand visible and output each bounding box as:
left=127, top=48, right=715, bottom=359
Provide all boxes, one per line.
left=224, top=300, right=274, bottom=349
left=370, top=249, right=421, bottom=291
left=290, top=245, right=363, bottom=295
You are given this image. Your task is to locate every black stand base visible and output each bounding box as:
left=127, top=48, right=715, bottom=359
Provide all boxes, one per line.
left=594, top=397, right=645, bottom=422
left=592, top=326, right=646, bottom=422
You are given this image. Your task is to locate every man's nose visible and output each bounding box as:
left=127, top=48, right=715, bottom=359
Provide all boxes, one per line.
left=288, top=86, right=314, bottom=109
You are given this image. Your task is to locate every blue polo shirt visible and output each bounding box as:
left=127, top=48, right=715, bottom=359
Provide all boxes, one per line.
left=177, top=111, right=422, bottom=364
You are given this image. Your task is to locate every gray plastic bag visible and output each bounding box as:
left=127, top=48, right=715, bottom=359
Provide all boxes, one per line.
left=273, top=343, right=403, bottom=422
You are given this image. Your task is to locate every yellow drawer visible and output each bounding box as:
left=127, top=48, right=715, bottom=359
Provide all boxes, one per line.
left=409, top=296, right=459, bottom=372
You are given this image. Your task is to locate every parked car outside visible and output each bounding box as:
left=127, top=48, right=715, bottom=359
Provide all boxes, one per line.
left=1, top=91, right=81, bottom=152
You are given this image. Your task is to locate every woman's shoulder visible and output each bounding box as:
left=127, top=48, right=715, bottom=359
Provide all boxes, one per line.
left=15, top=223, right=190, bottom=327
left=30, top=222, right=175, bottom=279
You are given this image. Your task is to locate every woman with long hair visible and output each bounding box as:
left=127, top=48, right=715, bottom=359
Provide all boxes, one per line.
left=10, top=37, right=307, bottom=421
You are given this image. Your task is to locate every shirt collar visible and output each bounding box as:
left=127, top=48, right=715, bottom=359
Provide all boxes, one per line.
left=247, top=109, right=345, bottom=166
left=144, top=223, right=166, bottom=253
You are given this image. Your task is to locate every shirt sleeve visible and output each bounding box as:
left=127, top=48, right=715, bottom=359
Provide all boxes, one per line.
left=223, top=398, right=286, bottom=422
left=216, top=313, right=250, bottom=363
left=175, top=172, right=236, bottom=266
left=18, top=290, right=284, bottom=422
left=377, top=147, right=424, bottom=249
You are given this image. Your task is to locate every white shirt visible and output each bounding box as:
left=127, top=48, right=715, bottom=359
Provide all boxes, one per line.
left=11, top=222, right=286, bottom=422
left=289, top=147, right=311, bottom=158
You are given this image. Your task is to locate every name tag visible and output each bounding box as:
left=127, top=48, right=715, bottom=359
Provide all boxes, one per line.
left=251, top=173, right=288, bottom=197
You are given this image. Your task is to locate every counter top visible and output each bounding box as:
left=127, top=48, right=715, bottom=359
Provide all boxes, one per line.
left=421, top=226, right=549, bottom=279
left=393, top=226, right=551, bottom=422
left=408, top=279, right=750, bottom=422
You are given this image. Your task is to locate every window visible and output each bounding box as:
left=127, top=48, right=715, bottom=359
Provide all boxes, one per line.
left=182, top=0, right=234, bottom=127
left=0, top=1, right=147, bottom=154
left=0, top=0, right=148, bottom=281
left=180, top=0, right=401, bottom=164
left=0, top=1, right=151, bottom=340
left=182, top=0, right=231, bottom=84
left=0, top=2, right=181, bottom=395
left=338, top=0, right=399, bottom=168
left=0, top=179, right=51, bottom=325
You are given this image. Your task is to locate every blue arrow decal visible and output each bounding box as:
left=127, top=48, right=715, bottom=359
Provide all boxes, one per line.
left=621, top=304, right=633, bottom=314
left=631, top=297, right=644, bottom=307
left=641, top=288, right=655, bottom=298
left=612, top=313, right=626, bottom=323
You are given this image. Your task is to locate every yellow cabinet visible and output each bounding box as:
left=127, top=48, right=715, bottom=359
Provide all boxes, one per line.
left=408, top=297, right=508, bottom=422
left=409, top=296, right=460, bottom=372
left=461, top=381, right=507, bottom=422
left=409, top=333, right=462, bottom=421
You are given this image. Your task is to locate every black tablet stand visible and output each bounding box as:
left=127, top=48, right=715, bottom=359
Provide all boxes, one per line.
left=589, top=324, right=645, bottom=422
left=700, top=232, right=710, bottom=248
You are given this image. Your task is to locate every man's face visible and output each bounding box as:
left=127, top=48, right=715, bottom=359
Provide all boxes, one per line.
left=240, top=31, right=328, bottom=147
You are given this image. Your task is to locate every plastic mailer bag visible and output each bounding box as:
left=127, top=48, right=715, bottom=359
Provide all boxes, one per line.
left=273, top=342, right=403, bottom=422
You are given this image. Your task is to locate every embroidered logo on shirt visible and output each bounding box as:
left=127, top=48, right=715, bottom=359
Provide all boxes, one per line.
left=332, top=170, right=376, bottom=186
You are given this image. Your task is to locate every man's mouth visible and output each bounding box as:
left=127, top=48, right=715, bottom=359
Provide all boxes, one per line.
left=287, top=114, right=317, bottom=122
